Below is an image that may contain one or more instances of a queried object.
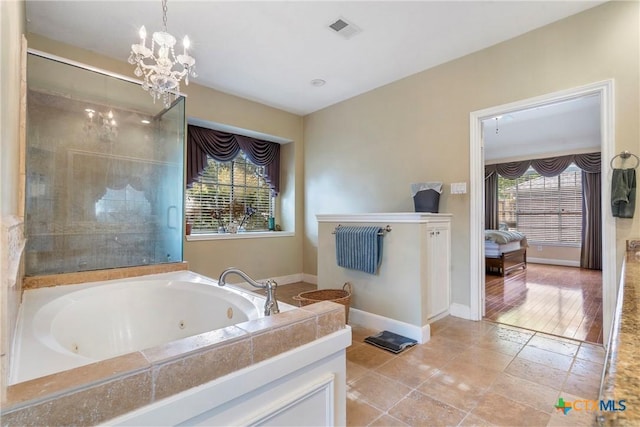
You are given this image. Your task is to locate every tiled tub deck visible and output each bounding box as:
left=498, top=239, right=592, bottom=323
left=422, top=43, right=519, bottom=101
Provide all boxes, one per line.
left=1, top=265, right=349, bottom=426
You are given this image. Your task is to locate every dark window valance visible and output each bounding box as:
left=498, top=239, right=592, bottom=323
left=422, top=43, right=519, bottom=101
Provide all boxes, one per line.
left=485, top=152, right=601, bottom=179
left=187, top=124, right=280, bottom=195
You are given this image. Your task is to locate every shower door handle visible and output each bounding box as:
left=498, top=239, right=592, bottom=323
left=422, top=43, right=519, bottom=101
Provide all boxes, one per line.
left=167, top=205, right=178, bottom=229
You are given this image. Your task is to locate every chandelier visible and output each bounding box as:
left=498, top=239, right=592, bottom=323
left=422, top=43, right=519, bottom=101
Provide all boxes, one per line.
left=84, top=108, right=118, bottom=142
left=128, top=0, right=196, bottom=107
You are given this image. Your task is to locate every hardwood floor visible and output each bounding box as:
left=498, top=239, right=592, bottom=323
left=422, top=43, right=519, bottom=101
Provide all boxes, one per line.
left=484, top=263, right=603, bottom=344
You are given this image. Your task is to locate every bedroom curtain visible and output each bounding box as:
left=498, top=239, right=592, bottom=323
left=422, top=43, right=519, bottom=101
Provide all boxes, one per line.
left=186, top=125, right=280, bottom=195
left=575, top=152, right=602, bottom=270
left=485, top=152, right=601, bottom=270
left=484, top=168, right=499, bottom=230
left=581, top=170, right=602, bottom=269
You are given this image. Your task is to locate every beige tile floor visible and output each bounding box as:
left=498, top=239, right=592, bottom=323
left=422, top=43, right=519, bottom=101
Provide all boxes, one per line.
left=346, top=316, right=606, bottom=427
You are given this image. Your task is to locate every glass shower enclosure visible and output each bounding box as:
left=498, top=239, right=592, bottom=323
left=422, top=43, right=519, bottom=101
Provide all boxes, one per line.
left=25, top=51, right=185, bottom=276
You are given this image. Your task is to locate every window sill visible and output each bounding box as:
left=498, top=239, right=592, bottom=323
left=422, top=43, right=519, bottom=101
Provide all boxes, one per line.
left=527, top=241, right=581, bottom=248
left=186, top=231, right=294, bottom=241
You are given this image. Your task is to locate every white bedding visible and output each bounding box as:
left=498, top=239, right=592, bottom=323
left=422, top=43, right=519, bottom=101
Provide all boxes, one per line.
left=484, top=229, right=527, bottom=244
left=485, top=240, right=522, bottom=258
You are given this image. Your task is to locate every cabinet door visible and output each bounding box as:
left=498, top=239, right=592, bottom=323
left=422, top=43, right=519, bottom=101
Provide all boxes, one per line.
left=427, top=224, right=450, bottom=319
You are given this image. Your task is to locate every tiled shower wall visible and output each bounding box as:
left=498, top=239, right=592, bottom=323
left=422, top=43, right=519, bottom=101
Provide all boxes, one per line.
left=25, top=87, right=183, bottom=276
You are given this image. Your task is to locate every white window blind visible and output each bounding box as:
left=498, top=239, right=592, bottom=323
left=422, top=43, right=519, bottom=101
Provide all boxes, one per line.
left=498, top=165, right=582, bottom=244
left=186, top=152, right=274, bottom=233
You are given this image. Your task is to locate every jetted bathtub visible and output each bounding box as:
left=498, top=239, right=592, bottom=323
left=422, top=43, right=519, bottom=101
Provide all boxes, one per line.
left=10, top=270, right=292, bottom=384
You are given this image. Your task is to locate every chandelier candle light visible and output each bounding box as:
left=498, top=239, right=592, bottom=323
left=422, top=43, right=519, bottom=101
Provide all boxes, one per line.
left=128, top=0, right=196, bottom=107
left=84, top=108, right=118, bottom=142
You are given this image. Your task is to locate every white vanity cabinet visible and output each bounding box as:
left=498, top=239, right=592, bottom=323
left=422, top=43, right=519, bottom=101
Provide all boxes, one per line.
left=425, top=220, right=451, bottom=320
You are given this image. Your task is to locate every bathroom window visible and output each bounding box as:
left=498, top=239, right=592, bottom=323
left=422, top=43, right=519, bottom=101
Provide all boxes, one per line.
left=498, top=164, right=582, bottom=245
left=186, top=151, right=274, bottom=233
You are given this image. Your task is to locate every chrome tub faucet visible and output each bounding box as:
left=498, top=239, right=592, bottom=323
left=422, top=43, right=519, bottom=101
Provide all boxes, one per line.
left=217, top=267, right=280, bottom=316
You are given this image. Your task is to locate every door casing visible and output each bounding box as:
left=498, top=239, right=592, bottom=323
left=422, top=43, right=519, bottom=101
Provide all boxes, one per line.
left=468, top=80, right=616, bottom=346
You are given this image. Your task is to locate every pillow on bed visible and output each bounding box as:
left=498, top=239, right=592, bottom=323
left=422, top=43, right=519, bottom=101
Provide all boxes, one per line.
left=485, top=230, right=526, bottom=244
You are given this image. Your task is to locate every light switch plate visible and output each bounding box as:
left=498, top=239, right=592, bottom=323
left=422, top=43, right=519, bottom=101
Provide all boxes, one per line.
left=450, top=182, right=467, bottom=194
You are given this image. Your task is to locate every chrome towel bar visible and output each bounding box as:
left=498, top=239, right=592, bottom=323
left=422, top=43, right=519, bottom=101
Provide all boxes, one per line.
left=332, top=224, right=392, bottom=236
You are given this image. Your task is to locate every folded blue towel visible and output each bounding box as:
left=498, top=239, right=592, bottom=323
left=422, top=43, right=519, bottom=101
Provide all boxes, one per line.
left=612, top=168, right=636, bottom=218
left=335, top=226, right=383, bottom=274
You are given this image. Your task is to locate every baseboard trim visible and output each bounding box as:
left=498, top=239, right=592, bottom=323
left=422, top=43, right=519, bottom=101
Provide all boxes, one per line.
left=348, top=308, right=431, bottom=344
left=449, top=303, right=473, bottom=320
left=302, top=274, right=318, bottom=285
left=528, top=258, right=580, bottom=268
left=270, top=273, right=305, bottom=285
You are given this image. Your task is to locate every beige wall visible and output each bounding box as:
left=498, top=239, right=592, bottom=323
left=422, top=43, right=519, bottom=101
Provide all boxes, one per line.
left=1, top=1, right=24, bottom=216
left=26, top=34, right=305, bottom=283
left=528, top=245, right=581, bottom=266
left=1, top=0, right=26, bottom=401
left=303, top=2, right=639, bottom=308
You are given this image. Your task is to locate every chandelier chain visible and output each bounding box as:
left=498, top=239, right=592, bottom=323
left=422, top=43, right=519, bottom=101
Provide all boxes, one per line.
left=162, top=0, right=168, bottom=32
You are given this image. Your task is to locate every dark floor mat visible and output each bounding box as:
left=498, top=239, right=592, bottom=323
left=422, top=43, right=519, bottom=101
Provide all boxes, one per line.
left=364, top=330, right=417, bottom=354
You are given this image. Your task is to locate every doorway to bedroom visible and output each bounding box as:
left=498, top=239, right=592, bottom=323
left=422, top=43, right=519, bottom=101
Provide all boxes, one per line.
left=472, top=83, right=612, bottom=345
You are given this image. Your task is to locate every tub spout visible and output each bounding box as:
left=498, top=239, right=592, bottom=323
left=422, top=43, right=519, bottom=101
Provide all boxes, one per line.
left=217, top=268, right=280, bottom=316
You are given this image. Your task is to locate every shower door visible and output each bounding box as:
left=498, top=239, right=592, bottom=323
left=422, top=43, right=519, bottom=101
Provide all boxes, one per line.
left=25, top=52, right=185, bottom=275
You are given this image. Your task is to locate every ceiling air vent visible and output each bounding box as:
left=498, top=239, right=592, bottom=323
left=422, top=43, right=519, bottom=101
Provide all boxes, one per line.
left=328, top=17, right=362, bottom=40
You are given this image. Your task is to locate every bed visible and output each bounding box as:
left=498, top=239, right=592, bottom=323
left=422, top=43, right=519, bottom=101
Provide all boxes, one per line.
left=485, top=230, right=528, bottom=276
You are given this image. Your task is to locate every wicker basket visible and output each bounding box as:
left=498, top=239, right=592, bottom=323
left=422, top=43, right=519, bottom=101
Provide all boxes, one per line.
left=293, top=282, right=352, bottom=323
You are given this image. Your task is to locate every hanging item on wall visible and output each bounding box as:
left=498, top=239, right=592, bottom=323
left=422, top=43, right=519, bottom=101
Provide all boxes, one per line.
left=610, top=151, right=638, bottom=218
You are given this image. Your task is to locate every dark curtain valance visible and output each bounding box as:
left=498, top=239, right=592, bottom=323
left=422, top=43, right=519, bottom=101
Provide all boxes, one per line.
left=485, top=152, right=601, bottom=179
left=187, top=125, right=280, bottom=195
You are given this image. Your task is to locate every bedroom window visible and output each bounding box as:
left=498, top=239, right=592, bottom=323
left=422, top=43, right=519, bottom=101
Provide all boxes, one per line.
left=186, top=152, right=274, bottom=233
left=498, top=164, right=582, bottom=245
